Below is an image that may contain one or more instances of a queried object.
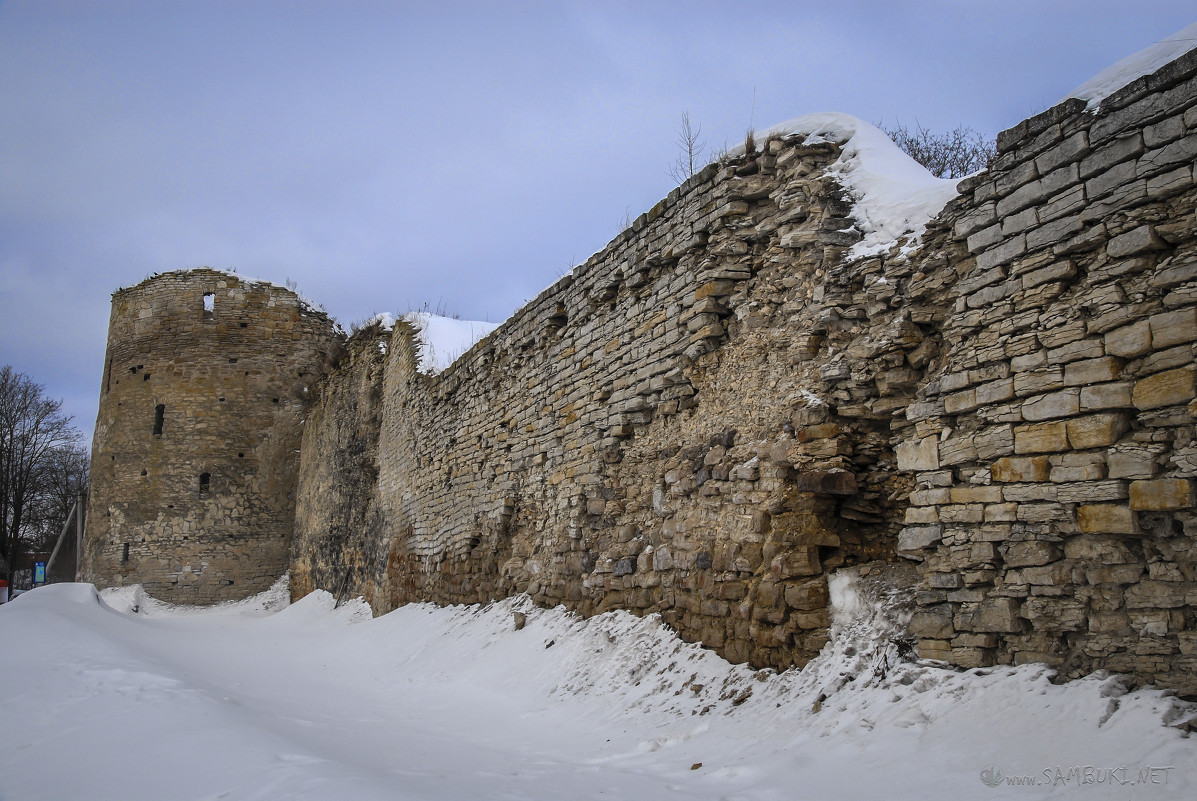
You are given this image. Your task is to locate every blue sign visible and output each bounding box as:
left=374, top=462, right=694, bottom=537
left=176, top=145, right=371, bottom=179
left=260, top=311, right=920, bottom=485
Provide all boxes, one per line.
left=34, top=561, right=46, bottom=584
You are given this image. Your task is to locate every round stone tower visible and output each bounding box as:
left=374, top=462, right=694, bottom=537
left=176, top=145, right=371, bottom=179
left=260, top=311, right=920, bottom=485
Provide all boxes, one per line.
left=80, top=268, right=343, bottom=602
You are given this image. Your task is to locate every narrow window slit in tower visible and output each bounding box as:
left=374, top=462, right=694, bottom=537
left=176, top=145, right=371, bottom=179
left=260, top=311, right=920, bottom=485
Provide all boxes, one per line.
left=199, top=472, right=211, bottom=494
left=153, top=404, right=165, bottom=436
left=121, top=543, right=130, bottom=564
left=203, top=292, right=215, bottom=320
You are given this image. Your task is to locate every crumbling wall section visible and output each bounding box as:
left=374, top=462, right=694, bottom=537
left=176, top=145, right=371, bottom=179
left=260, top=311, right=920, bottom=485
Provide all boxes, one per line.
left=288, top=50, right=1197, bottom=690
left=296, top=136, right=957, bottom=671
left=291, top=323, right=388, bottom=606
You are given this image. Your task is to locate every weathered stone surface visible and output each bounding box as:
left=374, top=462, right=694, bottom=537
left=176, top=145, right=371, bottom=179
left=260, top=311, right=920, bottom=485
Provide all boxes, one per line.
left=1077, top=504, right=1139, bottom=534
left=1002, top=541, right=1062, bottom=567
left=1128, top=478, right=1193, bottom=510
left=896, top=436, right=939, bottom=471
left=1022, top=389, right=1080, bottom=421
left=1063, top=357, right=1122, bottom=386
left=955, top=598, right=1022, bottom=633
left=1066, top=413, right=1130, bottom=449
left=771, top=547, right=822, bottom=579
left=910, top=605, right=955, bottom=639
left=1021, top=596, right=1087, bottom=631
left=1103, top=320, right=1152, bottom=358
left=1108, top=442, right=1164, bottom=479
left=899, top=525, right=944, bottom=552
left=1124, top=580, right=1188, bottom=609
left=1079, top=382, right=1133, bottom=411
left=1132, top=367, right=1196, bottom=410
left=1106, top=224, right=1167, bottom=258
left=792, top=470, right=858, bottom=495
left=1149, top=307, right=1197, bottom=349
left=991, top=455, right=1051, bottom=482
left=1014, top=422, right=1069, bottom=454
left=950, top=485, right=1003, bottom=504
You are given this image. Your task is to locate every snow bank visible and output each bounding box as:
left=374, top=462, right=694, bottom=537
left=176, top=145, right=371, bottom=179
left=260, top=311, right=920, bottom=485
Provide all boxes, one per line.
left=1, top=572, right=1192, bottom=800
left=99, top=573, right=293, bottom=617
left=1066, top=22, right=1197, bottom=111
left=402, top=311, right=500, bottom=374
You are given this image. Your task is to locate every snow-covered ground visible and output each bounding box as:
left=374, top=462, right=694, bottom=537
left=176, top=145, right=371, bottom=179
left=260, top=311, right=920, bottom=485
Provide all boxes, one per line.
left=1, top=570, right=1192, bottom=801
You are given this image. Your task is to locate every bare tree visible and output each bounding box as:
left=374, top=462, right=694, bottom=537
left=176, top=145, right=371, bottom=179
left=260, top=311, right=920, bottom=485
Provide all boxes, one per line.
left=0, top=366, right=84, bottom=583
left=24, top=442, right=89, bottom=552
left=668, top=111, right=707, bottom=184
left=881, top=121, right=996, bottom=179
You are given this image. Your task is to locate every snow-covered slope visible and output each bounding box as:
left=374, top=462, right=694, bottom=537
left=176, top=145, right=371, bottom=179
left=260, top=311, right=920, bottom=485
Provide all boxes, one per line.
left=358, top=310, right=499, bottom=373
left=402, top=311, right=499, bottom=374
left=1, top=572, right=1191, bottom=800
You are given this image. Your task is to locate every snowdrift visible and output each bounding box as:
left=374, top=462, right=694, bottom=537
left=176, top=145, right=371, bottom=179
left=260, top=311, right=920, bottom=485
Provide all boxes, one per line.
left=1, top=570, right=1192, bottom=800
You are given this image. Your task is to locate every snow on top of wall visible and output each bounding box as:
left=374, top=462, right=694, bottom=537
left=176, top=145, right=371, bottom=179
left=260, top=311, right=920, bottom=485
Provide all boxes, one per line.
left=737, top=113, right=960, bottom=259
left=1066, top=21, right=1197, bottom=111
left=154, top=267, right=331, bottom=316
left=364, top=312, right=397, bottom=332
left=402, top=311, right=500, bottom=374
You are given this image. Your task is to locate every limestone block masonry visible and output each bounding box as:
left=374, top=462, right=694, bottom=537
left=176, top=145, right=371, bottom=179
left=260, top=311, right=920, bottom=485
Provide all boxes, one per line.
left=900, top=51, right=1197, bottom=693
left=81, top=269, right=342, bottom=602
left=87, top=46, right=1197, bottom=695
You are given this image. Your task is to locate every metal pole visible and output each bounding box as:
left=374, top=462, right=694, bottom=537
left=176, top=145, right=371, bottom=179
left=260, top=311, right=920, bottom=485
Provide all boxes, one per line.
left=44, top=501, right=77, bottom=578
left=76, top=492, right=84, bottom=581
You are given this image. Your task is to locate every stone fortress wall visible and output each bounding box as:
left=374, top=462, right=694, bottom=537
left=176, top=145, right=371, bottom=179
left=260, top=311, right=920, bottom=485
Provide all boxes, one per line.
left=86, top=46, right=1197, bottom=694
left=898, top=55, right=1197, bottom=692
left=80, top=269, right=341, bottom=602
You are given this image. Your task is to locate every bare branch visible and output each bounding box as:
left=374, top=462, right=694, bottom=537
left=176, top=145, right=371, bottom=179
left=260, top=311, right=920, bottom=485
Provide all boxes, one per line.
left=668, top=111, right=707, bottom=184
left=881, top=120, right=996, bottom=179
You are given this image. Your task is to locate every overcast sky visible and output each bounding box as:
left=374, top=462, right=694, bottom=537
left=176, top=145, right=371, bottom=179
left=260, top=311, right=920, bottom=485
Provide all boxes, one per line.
left=2, top=1, right=1194, bottom=444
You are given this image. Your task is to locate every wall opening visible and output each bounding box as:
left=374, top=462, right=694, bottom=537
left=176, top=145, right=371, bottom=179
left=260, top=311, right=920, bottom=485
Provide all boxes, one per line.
left=199, top=472, right=211, bottom=494
left=203, top=292, right=215, bottom=320
left=153, top=404, right=165, bottom=436
left=121, top=543, right=130, bottom=564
